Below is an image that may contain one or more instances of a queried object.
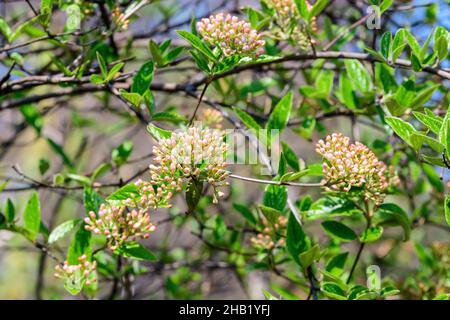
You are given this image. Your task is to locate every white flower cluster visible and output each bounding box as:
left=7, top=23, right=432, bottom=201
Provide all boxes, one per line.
left=197, top=13, right=265, bottom=57
left=54, top=255, right=97, bottom=287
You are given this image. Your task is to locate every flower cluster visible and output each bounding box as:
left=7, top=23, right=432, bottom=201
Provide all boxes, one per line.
left=316, top=133, right=398, bottom=205
left=251, top=216, right=287, bottom=250
left=196, top=13, right=265, bottom=57
left=150, top=126, right=230, bottom=203
left=112, top=6, right=129, bottom=30
left=84, top=203, right=156, bottom=251
left=264, top=0, right=317, bottom=50
left=54, top=255, right=97, bottom=287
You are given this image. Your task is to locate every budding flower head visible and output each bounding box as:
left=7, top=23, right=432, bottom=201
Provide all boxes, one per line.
left=151, top=126, right=230, bottom=203
left=316, top=133, right=398, bottom=206
left=264, top=0, right=317, bottom=50
left=196, top=13, right=265, bottom=57
left=54, top=255, right=97, bottom=294
left=84, top=203, right=156, bottom=251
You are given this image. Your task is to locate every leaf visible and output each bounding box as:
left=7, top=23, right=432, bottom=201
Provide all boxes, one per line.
left=359, top=226, right=383, bottom=243
left=435, top=36, right=449, bottom=61
left=344, top=60, right=372, bottom=93
left=439, top=107, right=450, bottom=159
left=380, top=0, right=393, bottom=13
left=263, top=184, right=287, bottom=211
left=326, top=252, right=348, bottom=276
left=298, top=244, right=320, bottom=268
left=149, top=39, right=164, bottom=66
left=96, top=51, right=107, bottom=79
left=445, top=195, right=450, bottom=226
left=90, top=74, right=104, bottom=85
left=233, top=107, right=262, bottom=131
left=411, top=54, right=422, bottom=72
left=412, top=111, right=443, bottom=135
left=422, top=163, right=443, bottom=192
left=375, top=203, right=411, bottom=241
left=106, top=183, right=140, bottom=201
left=119, top=89, right=142, bottom=107
left=321, top=282, right=347, bottom=300
left=176, top=30, right=217, bottom=63
left=281, top=142, right=300, bottom=171
left=321, top=220, right=357, bottom=242
left=84, top=187, right=103, bottom=214
left=38, top=158, right=50, bottom=175
left=404, top=29, right=421, bottom=56
left=0, top=17, right=12, bottom=42
left=48, top=219, right=81, bottom=244
left=380, top=286, right=400, bottom=297
left=266, top=91, right=293, bottom=141
left=294, top=0, right=309, bottom=19
left=308, top=0, right=329, bottom=20
left=190, top=50, right=210, bottom=73
left=315, top=70, right=334, bottom=97
left=23, top=192, right=41, bottom=241
left=115, top=242, right=157, bottom=261
left=233, top=203, right=257, bottom=225
left=411, top=133, right=444, bottom=153
left=385, top=116, right=417, bottom=149
left=91, top=163, right=112, bottom=180
left=105, top=62, right=124, bottom=82
left=6, top=198, right=15, bottom=222
left=131, top=60, right=154, bottom=95
left=186, top=179, right=203, bottom=213
left=66, top=173, right=91, bottom=186
left=151, top=111, right=186, bottom=124
left=147, top=124, right=172, bottom=141
left=380, top=31, right=392, bottom=59
left=304, top=196, right=362, bottom=220
left=286, top=212, right=309, bottom=266
left=111, top=141, right=133, bottom=166
left=280, top=170, right=309, bottom=183
left=258, top=205, right=282, bottom=225
left=67, top=223, right=92, bottom=265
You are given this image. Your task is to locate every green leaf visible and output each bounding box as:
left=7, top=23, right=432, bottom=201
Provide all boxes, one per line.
left=280, top=170, right=309, bottom=183
left=263, top=184, right=287, bottom=211
left=90, top=74, right=104, bottom=85
left=411, top=54, right=422, bottom=72
left=286, top=212, right=309, bottom=265
left=67, top=223, right=92, bottom=265
left=106, top=183, right=140, bottom=201
left=0, top=17, right=12, bottom=42
left=321, top=282, right=347, bottom=300
left=66, top=173, right=91, bottom=187
left=23, top=192, right=41, bottom=241
left=96, top=51, right=107, bottom=79
left=375, top=203, right=411, bottom=241
left=359, top=226, right=383, bottom=243
left=298, top=244, right=320, bottom=268
left=439, top=107, right=450, bottom=159
left=281, top=142, right=300, bottom=171
left=411, top=132, right=444, bottom=153
left=38, top=158, right=50, bottom=175
left=294, top=0, right=309, bottom=19
left=233, top=107, right=262, bottom=131
left=422, top=163, right=443, bottom=192
left=176, top=30, right=217, bottom=63
left=380, top=286, right=400, bottom=297
left=404, top=29, right=421, bottom=56
left=119, top=89, right=142, bottom=107
left=39, top=0, right=53, bottom=26
left=380, top=31, right=392, bottom=59
left=186, top=179, right=203, bottom=213
left=321, top=220, right=357, bottom=242
left=115, top=242, right=157, bottom=261
left=315, top=70, right=334, bottom=96
left=48, top=219, right=81, bottom=244
left=412, top=111, right=443, bottom=135
left=344, top=60, right=372, bottom=93
left=233, top=203, right=257, bottom=225
left=304, top=196, right=362, bottom=220
left=84, top=187, right=103, bottom=214
left=190, top=50, right=210, bottom=73
left=131, top=61, right=154, bottom=95
left=380, top=0, right=393, bottom=13
left=20, top=104, right=43, bottom=135
left=435, top=36, right=449, bottom=61
left=326, top=252, right=348, bottom=276
left=151, top=111, right=186, bottom=124
left=258, top=205, right=282, bottom=225
left=385, top=116, right=417, bottom=148
left=266, top=91, right=293, bottom=141
left=308, top=0, right=329, bottom=20
left=147, top=124, right=172, bottom=141
left=445, top=195, right=450, bottom=226
left=6, top=198, right=15, bottom=222
left=336, top=73, right=357, bottom=109
left=91, top=163, right=112, bottom=180
left=105, top=62, right=124, bottom=82
left=149, top=39, right=164, bottom=66
left=111, top=141, right=133, bottom=166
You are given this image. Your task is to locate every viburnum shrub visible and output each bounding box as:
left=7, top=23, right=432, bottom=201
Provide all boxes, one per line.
left=0, top=0, right=448, bottom=301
